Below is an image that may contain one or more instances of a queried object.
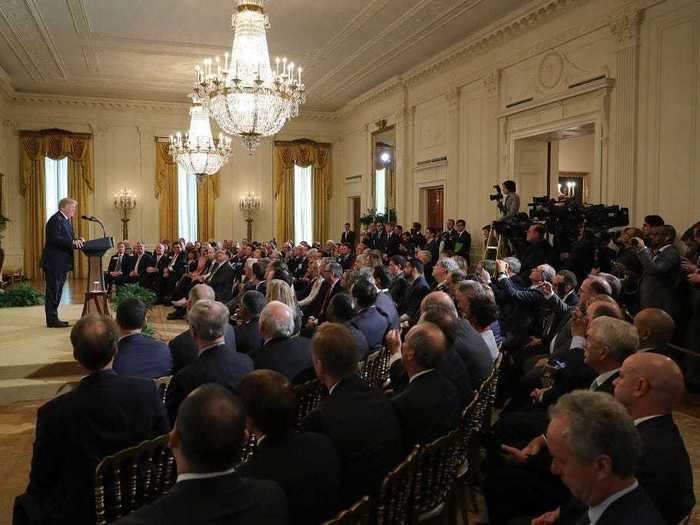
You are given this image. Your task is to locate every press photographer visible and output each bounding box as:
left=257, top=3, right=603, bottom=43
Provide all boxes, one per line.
left=491, top=180, right=520, bottom=218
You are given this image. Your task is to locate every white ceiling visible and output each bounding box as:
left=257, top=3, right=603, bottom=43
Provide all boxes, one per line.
left=0, top=0, right=527, bottom=112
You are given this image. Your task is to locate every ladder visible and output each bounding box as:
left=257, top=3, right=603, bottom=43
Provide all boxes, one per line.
left=482, top=227, right=505, bottom=273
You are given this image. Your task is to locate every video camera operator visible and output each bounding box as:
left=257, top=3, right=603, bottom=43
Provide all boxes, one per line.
left=517, top=223, right=554, bottom=285
left=495, top=180, right=520, bottom=218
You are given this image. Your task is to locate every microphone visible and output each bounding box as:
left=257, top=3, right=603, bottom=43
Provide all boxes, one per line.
left=81, top=215, right=96, bottom=221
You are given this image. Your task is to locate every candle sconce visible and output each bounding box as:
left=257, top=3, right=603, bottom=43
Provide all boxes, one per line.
left=114, top=188, right=137, bottom=240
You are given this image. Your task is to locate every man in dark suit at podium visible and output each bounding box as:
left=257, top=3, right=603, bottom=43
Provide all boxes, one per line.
left=40, top=198, right=84, bottom=328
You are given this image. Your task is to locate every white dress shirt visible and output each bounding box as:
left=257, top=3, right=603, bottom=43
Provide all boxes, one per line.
left=590, top=368, right=619, bottom=391
left=587, top=480, right=639, bottom=525
left=177, top=466, right=237, bottom=483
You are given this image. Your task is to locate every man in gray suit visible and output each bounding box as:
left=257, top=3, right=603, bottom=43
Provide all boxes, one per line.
left=632, top=225, right=681, bottom=316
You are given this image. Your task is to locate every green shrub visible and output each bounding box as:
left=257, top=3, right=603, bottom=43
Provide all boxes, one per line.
left=0, top=283, right=44, bottom=308
left=112, top=283, right=157, bottom=308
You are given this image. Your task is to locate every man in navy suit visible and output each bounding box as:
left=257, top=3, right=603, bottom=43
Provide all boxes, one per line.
left=350, top=277, right=389, bottom=348
left=127, top=241, right=154, bottom=285
left=165, top=300, right=253, bottom=424
left=40, top=198, right=84, bottom=327
left=113, top=298, right=172, bottom=378
left=14, top=314, right=169, bottom=525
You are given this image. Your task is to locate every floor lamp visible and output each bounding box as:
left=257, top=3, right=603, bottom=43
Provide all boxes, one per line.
left=114, top=188, right=136, bottom=241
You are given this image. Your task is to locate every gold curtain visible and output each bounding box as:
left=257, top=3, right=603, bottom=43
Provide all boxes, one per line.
left=273, top=140, right=332, bottom=244
left=19, top=129, right=93, bottom=279
left=197, top=174, right=219, bottom=241
left=155, top=141, right=179, bottom=242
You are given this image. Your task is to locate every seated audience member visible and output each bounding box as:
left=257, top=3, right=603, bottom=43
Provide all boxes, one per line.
left=266, top=279, right=303, bottom=334
left=161, top=242, right=188, bottom=301
left=326, top=293, right=370, bottom=360
left=142, top=243, right=169, bottom=296
left=250, top=301, right=313, bottom=382
left=388, top=255, right=408, bottom=304
left=554, top=269, right=579, bottom=307
left=467, top=293, right=500, bottom=361
left=115, top=384, right=287, bottom=525
left=14, top=315, right=168, bottom=525
left=422, top=291, right=493, bottom=385
left=165, top=300, right=253, bottom=424
left=234, top=290, right=266, bottom=354
left=350, top=277, right=390, bottom=348
left=388, top=323, right=461, bottom=452
left=127, top=241, right=154, bottom=285
left=204, top=248, right=236, bottom=303
left=169, top=284, right=237, bottom=374
left=113, top=298, right=172, bottom=378
left=398, top=258, right=431, bottom=325
left=106, top=241, right=131, bottom=290
left=373, top=266, right=401, bottom=330
left=633, top=308, right=677, bottom=357
left=546, top=391, right=665, bottom=525
left=238, top=371, right=341, bottom=525
left=302, top=323, right=403, bottom=507
left=432, top=257, right=459, bottom=293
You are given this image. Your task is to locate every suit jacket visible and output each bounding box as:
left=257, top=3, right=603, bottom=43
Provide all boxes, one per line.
left=234, top=319, right=264, bottom=355
left=375, top=290, right=400, bottom=330
left=386, top=233, right=401, bottom=256
left=107, top=253, right=131, bottom=274
left=113, top=473, right=287, bottom=525
left=399, top=276, right=430, bottom=324
left=391, top=370, right=461, bottom=453
left=638, top=245, right=681, bottom=316
left=238, top=431, right=341, bottom=525
left=301, top=375, right=403, bottom=507
left=342, top=321, right=371, bottom=360
left=113, top=333, right=172, bottom=379
left=452, top=318, right=494, bottom=387
left=375, top=231, right=388, bottom=252
left=389, top=274, right=409, bottom=305
left=390, top=352, right=473, bottom=406
left=165, top=252, right=188, bottom=279
left=40, top=211, right=74, bottom=274
left=206, top=262, right=236, bottom=303
left=635, top=415, right=695, bottom=525
left=165, top=343, right=254, bottom=424
left=341, top=230, right=356, bottom=247
left=453, top=230, right=471, bottom=259
left=584, top=485, right=665, bottom=525
left=169, top=323, right=237, bottom=374
left=424, top=239, right=439, bottom=264
left=249, top=336, right=313, bottom=382
left=130, top=253, right=155, bottom=280
left=16, top=371, right=168, bottom=525
left=338, top=254, right=355, bottom=271
left=518, top=240, right=553, bottom=284
left=350, top=306, right=389, bottom=348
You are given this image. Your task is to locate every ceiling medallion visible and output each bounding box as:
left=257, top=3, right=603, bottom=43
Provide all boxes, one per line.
left=192, top=0, right=305, bottom=154
left=169, top=95, right=233, bottom=181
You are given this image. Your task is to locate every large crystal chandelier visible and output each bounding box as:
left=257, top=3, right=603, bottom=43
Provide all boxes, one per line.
left=169, top=95, right=233, bottom=181
left=193, top=0, right=305, bottom=154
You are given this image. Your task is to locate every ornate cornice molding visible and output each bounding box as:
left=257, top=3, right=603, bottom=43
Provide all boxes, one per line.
left=11, top=91, right=189, bottom=112
left=609, top=6, right=643, bottom=45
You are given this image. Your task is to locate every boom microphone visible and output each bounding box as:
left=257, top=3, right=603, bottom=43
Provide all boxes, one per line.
left=81, top=215, right=96, bottom=221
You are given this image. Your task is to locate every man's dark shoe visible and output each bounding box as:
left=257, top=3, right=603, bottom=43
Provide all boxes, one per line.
left=47, top=320, right=70, bottom=328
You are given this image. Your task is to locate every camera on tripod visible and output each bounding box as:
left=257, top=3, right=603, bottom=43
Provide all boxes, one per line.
left=489, top=185, right=503, bottom=201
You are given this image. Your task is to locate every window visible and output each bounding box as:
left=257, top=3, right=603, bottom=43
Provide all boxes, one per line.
left=375, top=167, right=386, bottom=215
left=177, top=165, right=198, bottom=241
left=294, top=164, right=313, bottom=244
left=45, top=157, right=68, bottom=219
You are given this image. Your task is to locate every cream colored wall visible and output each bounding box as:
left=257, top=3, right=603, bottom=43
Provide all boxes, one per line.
left=333, top=0, right=700, bottom=257
left=0, top=98, right=339, bottom=270
left=559, top=134, right=594, bottom=174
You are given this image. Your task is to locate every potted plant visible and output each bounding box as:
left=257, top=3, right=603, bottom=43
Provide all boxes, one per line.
left=359, top=208, right=397, bottom=227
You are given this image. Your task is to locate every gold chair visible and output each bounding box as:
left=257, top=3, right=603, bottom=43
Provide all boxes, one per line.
left=323, top=496, right=371, bottom=525
left=94, top=434, right=176, bottom=524
left=152, top=375, right=173, bottom=403
left=449, top=395, right=480, bottom=525
left=375, top=447, right=419, bottom=525
left=360, top=345, right=390, bottom=390
left=292, top=378, right=328, bottom=427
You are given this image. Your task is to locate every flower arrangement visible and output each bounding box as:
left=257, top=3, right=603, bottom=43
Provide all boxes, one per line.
left=359, top=208, right=397, bottom=226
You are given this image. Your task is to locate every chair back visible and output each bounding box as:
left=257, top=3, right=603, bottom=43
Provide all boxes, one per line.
left=323, top=496, right=371, bottom=525
left=456, top=394, right=479, bottom=465
left=153, top=375, right=172, bottom=403
left=411, top=428, right=461, bottom=520
left=239, top=433, right=258, bottom=465
left=293, top=378, right=328, bottom=427
left=375, top=447, right=419, bottom=525
left=95, top=434, right=176, bottom=524
left=360, top=345, right=390, bottom=389
left=473, top=353, right=503, bottom=433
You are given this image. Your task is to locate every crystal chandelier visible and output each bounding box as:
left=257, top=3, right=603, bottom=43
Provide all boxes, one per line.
left=193, top=0, right=305, bottom=154
left=169, top=95, right=232, bottom=182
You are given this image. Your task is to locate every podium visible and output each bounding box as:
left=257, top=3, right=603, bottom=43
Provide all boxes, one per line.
left=80, top=237, right=114, bottom=317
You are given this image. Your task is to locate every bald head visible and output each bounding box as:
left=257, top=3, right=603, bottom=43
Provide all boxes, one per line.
left=404, top=322, right=448, bottom=372
left=420, top=291, right=458, bottom=318
left=259, top=301, right=295, bottom=340
left=634, top=308, right=675, bottom=348
left=614, top=352, right=684, bottom=418
left=587, top=299, right=623, bottom=321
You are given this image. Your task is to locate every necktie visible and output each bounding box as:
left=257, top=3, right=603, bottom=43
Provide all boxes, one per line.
left=135, top=255, right=142, bottom=275
left=116, top=255, right=122, bottom=272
